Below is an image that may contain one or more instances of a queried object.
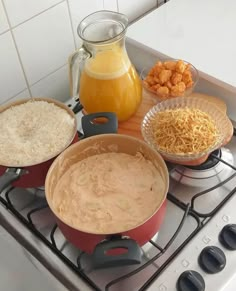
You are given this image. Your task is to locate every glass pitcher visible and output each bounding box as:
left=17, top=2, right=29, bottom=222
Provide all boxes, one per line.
left=68, top=10, right=142, bottom=122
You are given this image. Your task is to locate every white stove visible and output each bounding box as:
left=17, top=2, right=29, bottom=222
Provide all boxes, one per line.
left=148, top=193, right=236, bottom=291
left=0, top=96, right=236, bottom=291
left=1, top=42, right=236, bottom=291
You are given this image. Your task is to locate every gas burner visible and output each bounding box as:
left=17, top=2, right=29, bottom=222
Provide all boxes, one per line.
left=34, top=186, right=45, bottom=198
left=142, top=233, right=159, bottom=258
left=170, top=148, right=234, bottom=187
left=187, top=149, right=221, bottom=170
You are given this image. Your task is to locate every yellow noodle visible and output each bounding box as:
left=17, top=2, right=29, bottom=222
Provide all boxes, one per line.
left=151, top=107, right=220, bottom=154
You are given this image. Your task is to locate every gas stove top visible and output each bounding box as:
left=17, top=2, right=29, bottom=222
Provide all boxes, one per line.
left=0, top=102, right=236, bottom=291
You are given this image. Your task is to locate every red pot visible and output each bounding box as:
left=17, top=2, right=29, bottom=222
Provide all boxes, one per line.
left=0, top=97, right=78, bottom=190
left=56, top=199, right=167, bottom=254
left=45, top=134, right=169, bottom=266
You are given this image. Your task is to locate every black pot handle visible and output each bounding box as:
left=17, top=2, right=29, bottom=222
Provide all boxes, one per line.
left=92, top=237, right=142, bottom=269
left=0, top=168, right=23, bottom=193
left=81, top=112, right=118, bottom=138
left=72, top=102, right=83, bottom=114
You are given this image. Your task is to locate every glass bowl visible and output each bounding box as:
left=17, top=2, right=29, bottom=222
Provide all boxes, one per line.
left=141, top=59, right=199, bottom=102
left=141, top=97, right=233, bottom=165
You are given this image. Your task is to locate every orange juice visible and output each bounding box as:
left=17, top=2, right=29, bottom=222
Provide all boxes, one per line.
left=79, top=48, right=142, bottom=122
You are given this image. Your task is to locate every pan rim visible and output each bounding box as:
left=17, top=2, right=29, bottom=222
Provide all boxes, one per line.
left=0, top=97, right=77, bottom=168
left=45, top=133, right=169, bottom=235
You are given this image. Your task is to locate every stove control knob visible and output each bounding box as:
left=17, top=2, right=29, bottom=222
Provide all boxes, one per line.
left=219, top=224, right=236, bottom=250
left=177, top=270, right=205, bottom=291
left=198, top=246, right=226, bottom=274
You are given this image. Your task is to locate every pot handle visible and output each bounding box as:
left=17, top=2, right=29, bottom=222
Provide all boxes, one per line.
left=92, top=237, right=142, bottom=269
left=0, top=168, right=23, bottom=193
left=81, top=112, right=118, bottom=138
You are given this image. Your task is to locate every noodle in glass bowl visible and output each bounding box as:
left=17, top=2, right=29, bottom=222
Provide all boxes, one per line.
left=141, top=97, right=233, bottom=166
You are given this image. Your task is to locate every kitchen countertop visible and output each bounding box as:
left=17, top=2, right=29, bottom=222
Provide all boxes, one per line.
left=127, top=0, right=236, bottom=92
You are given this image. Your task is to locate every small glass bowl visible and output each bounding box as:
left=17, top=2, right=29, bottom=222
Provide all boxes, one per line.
left=141, top=97, right=233, bottom=165
left=140, top=59, right=199, bottom=102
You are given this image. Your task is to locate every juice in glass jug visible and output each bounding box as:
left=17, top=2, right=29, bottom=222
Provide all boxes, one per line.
left=69, top=11, right=142, bottom=122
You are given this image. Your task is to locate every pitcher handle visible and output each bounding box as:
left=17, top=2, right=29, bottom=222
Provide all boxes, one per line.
left=68, top=46, right=91, bottom=100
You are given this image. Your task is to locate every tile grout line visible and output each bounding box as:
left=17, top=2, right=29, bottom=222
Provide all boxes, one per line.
left=66, top=0, right=77, bottom=49
left=116, top=0, right=119, bottom=12
left=1, top=63, right=68, bottom=104
left=30, top=63, right=68, bottom=87
left=2, top=0, right=68, bottom=99
left=103, top=0, right=119, bottom=11
left=2, top=0, right=33, bottom=97
left=0, top=88, right=29, bottom=105
left=0, top=0, right=9, bottom=35
left=5, top=0, right=65, bottom=30
left=0, top=28, right=10, bottom=36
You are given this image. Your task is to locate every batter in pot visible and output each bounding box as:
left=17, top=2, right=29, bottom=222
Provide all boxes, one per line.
left=52, top=152, right=165, bottom=234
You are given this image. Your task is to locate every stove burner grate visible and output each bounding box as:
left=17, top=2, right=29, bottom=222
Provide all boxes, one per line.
left=0, top=186, right=198, bottom=291
left=0, top=128, right=236, bottom=291
left=187, top=149, right=221, bottom=170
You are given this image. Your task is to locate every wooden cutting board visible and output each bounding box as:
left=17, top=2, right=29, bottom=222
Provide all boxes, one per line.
left=118, top=92, right=227, bottom=140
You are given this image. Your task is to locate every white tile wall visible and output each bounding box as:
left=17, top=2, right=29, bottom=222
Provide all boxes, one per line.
left=0, top=0, right=160, bottom=105
left=13, top=2, right=74, bottom=85
left=1, top=89, right=30, bottom=105
left=3, top=0, right=63, bottom=27
left=31, top=65, right=70, bottom=101
left=103, top=0, right=118, bottom=11
left=10, top=89, right=30, bottom=100
left=0, top=32, right=27, bottom=103
left=118, top=0, right=157, bottom=23
left=0, top=1, right=9, bottom=33
left=68, top=0, right=104, bottom=47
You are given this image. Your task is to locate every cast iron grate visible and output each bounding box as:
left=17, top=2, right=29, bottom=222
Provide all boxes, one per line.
left=0, top=188, right=199, bottom=291
left=0, top=129, right=235, bottom=290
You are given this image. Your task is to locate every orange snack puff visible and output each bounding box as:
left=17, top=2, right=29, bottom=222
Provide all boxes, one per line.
left=143, top=59, right=196, bottom=99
